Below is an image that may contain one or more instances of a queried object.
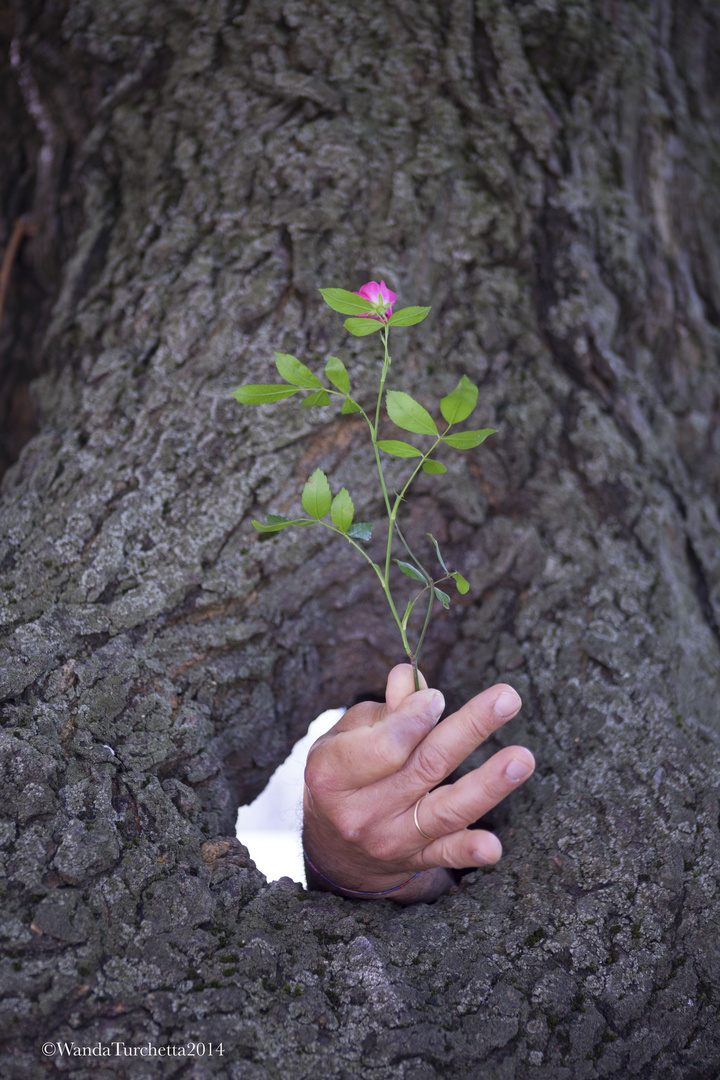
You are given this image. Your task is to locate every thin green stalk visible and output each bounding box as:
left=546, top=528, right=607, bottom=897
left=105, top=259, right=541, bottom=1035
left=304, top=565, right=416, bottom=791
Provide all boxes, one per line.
left=375, top=324, right=395, bottom=585
left=371, top=440, right=394, bottom=548
left=392, top=429, right=447, bottom=511
left=374, top=323, right=391, bottom=431
left=413, top=586, right=435, bottom=686
left=323, top=521, right=413, bottom=660
left=333, top=318, right=450, bottom=676
left=394, top=520, right=432, bottom=584
left=323, top=335, right=415, bottom=660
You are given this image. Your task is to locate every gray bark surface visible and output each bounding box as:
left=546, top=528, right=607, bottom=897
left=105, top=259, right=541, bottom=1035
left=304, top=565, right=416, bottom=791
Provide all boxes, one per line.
left=1, top=0, right=720, bottom=1077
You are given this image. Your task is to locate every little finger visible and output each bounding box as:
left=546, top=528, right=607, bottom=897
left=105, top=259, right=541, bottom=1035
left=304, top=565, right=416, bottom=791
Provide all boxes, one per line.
left=418, top=828, right=503, bottom=871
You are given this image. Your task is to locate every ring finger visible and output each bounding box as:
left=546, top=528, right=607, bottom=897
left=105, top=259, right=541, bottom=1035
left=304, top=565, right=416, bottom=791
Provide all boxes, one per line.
left=411, top=745, right=535, bottom=846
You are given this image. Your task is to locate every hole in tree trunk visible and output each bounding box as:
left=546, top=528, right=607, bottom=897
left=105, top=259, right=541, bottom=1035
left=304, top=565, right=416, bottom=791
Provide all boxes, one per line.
left=235, top=708, right=344, bottom=884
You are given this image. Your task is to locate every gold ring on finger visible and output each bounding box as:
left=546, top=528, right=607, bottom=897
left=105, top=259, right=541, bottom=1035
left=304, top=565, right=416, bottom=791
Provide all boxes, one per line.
left=413, top=794, right=435, bottom=841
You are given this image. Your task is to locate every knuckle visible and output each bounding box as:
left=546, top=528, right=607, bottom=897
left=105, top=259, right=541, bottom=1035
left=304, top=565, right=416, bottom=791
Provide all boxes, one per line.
left=460, top=710, right=493, bottom=746
left=434, top=835, right=460, bottom=870
left=411, top=740, right=453, bottom=787
left=371, top=735, right=406, bottom=774
left=334, top=810, right=361, bottom=845
left=304, top=754, right=334, bottom=801
left=419, top=839, right=446, bottom=869
left=431, top=800, right=460, bottom=836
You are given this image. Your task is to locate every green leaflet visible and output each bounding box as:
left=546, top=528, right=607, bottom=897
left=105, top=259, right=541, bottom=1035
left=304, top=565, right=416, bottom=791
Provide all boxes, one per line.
left=252, top=515, right=312, bottom=532
left=386, top=390, right=438, bottom=435
left=443, top=428, right=497, bottom=449
left=331, top=488, right=354, bottom=532
left=426, top=533, right=449, bottom=573
left=274, top=352, right=324, bottom=388
left=387, top=306, right=431, bottom=327
left=440, top=375, right=478, bottom=425
left=377, top=439, right=422, bottom=458
left=301, top=390, right=331, bottom=407
left=422, top=460, right=446, bottom=474
left=325, top=356, right=349, bottom=393
left=451, top=571, right=470, bottom=594
left=232, top=384, right=299, bottom=404
left=347, top=521, right=372, bottom=541
left=395, top=559, right=428, bottom=583
left=319, top=288, right=375, bottom=315
left=433, top=587, right=451, bottom=609
left=302, top=469, right=332, bottom=519
left=344, top=317, right=383, bottom=336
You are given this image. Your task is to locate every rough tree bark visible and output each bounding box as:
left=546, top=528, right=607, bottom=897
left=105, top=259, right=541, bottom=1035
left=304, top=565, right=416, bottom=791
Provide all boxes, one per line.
left=1, top=0, right=719, bottom=1077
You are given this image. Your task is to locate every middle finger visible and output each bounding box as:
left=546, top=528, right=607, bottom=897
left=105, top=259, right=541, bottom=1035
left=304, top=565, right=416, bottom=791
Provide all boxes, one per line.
left=399, top=684, right=524, bottom=797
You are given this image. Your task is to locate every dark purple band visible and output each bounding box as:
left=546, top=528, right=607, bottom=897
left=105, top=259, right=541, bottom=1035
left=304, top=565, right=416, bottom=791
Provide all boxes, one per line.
left=305, top=857, right=421, bottom=897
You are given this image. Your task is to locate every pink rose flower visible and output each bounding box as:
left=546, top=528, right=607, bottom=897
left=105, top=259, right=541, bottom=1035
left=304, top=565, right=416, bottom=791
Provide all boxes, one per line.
left=355, top=280, right=396, bottom=321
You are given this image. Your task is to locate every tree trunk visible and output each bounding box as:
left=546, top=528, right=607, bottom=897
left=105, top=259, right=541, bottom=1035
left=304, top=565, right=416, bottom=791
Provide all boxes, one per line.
left=1, top=0, right=720, bottom=1076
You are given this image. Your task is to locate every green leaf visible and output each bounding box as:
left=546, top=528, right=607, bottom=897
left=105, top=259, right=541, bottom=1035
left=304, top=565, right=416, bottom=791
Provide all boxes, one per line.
left=252, top=520, right=285, bottom=532
left=440, top=375, right=478, bottom=425
left=274, top=352, right=324, bottom=388
left=252, top=515, right=312, bottom=533
left=341, top=398, right=362, bottom=414
left=325, top=356, right=349, bottom=393
left=344, top=316, right=383, bottom=336
left=232, top=384, right=299, bottom=405
left=422, top=459, right=447, bottom=474
left=330, top=488, right=354, bottom=532
left=319, top=288, right=375, bottom=316
left=387, top=305, right=431, bottom=327
left=377, top=439, right=423, bottom=458
left=301, top=390, right=331, bottom=407
left=434, top=587, right=451, bottom=609
left=451, top=571, right=470, bottom=594
left=442, top=428, right=497, bottom=449
left=395, top=560, right=428, bottom=583
left=302, top=469, right=332, bottom=519
left=347, top=521, right=372, bottom=542
left=426, top=533, right=449, bottom=573
left=401, top=599, right=413, bottom=629
left=386, top=390, right=438, bottom=435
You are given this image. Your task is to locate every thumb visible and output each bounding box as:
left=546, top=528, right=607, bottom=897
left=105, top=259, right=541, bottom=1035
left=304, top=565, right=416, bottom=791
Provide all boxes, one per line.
left=385, top=663, right=429, bottom=713
left=311, top=687, right=444, bottom=791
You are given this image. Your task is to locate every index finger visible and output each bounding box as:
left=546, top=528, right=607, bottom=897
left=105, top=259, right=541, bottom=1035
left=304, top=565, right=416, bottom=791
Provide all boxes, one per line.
left=400, top=684, right=522, bottom=796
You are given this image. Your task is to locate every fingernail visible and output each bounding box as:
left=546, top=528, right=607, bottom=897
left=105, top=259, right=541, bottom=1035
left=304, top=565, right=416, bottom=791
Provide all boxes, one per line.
left=494, top=690, right=521, bottom=718
left=474, top=836, right=502, bottom=864
left=474, top=853, right=495, bottom=866
left=429, top=691, right=445, bottom=722
left=505, top=758, right=533, bottom=782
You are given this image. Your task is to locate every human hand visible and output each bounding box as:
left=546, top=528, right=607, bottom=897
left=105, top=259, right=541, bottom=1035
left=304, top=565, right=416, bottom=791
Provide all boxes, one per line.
left=302, top=663, right=535, bottom=902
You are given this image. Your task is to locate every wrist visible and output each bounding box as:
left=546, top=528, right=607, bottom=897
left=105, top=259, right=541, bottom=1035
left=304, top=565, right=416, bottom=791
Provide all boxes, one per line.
left=301, top=827, right=410, bottom=896
left=302, top=832, right=454, bottom=903
left=304, top=853, right=421, bottom=898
